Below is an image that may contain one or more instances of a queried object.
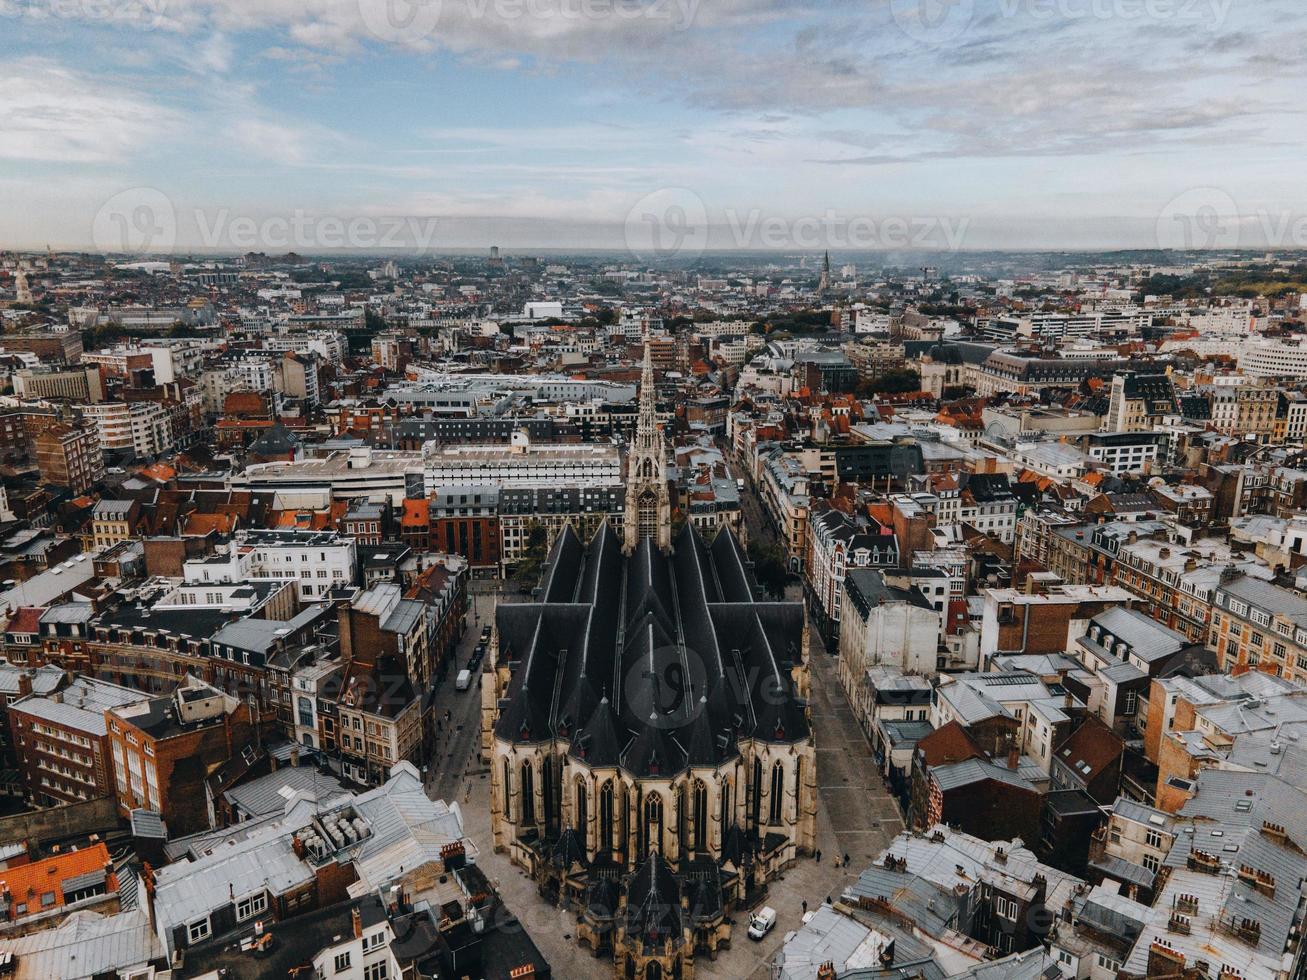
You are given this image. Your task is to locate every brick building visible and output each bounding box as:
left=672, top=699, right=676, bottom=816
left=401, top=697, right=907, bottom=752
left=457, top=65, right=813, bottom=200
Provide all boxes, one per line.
left=106, top=678, right=259, bottom=836
left=33, top=421, right=105, bottom=493
left=7, top=675, right=145, bottom=806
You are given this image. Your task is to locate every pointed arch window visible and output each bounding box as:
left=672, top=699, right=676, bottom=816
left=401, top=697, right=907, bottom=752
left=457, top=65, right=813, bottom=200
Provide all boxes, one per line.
left=502, top=759, right=511, bottom=818
left=575, top=775, right=588, bottom=836
left=768, top=760, right=784, bottom=824
left=643, top=793, right=664, bottom=855
left=750, top=758, right=762, bottom=829
left=693, top=779, right=709, bottom=851
left=599, top=780, right=615, bottom=851
left=520, top=760, right=535, bottom=824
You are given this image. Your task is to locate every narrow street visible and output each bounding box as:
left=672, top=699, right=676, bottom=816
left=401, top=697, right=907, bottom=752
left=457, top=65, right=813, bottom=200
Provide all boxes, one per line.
left=424, top=586, right=501, bottom=805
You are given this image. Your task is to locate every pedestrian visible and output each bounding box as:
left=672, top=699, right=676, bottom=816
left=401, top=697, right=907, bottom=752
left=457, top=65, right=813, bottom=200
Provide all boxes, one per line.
left=815, top=848, right=822, bottom=863
left=843, top=852, right=850, bottom=868
left=802, top=900, right=807, bottom=914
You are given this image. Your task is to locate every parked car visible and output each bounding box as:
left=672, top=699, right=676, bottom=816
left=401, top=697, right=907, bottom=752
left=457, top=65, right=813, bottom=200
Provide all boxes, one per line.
left=747, top=907, right=777, bottom=940
left=480, top=626, right=491, bottom=641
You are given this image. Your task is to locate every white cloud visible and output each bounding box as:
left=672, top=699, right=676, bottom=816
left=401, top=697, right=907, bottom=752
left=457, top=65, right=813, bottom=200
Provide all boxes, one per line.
left=0, top=58, right=178, bottom=162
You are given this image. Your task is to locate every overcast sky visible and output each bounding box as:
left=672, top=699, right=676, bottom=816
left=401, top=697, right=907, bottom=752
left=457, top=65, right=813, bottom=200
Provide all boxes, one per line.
left=2, top=0, right=1305, bottom=253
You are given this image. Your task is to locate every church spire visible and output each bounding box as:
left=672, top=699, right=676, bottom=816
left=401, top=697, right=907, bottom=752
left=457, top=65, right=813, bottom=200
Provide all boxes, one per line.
left=624, top=332, right=672, bottom=553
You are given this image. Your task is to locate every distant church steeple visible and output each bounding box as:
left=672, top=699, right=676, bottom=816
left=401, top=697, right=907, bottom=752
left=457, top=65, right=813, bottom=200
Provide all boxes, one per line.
left=818, top=251, right=831, bottom=295
left=624, top=332, right=671, bottom=553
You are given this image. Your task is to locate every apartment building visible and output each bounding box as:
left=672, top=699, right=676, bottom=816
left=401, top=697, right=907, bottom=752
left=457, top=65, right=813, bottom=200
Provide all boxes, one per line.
left=88, top=498, right=142, bottom=550
left=184, top=529, right=357, bottom=602
left=838, top=569, right=942, bottom=718
left=1211, top=573, right=1307, bottom=683
left=758, top=446, right=811, bottom=572
left=1209, top=384, right=1279, bottom=440
left=806, top=504, right=899, bottom=643
left=7, top=675, right=145, bottom=806
left=979, top=583, right=1132, bottom=669
left=1112, top=537, right=1271, bottom=644
left=81, top=399, right=172, bottom=457
left=33, top=421, right=104, bottom=492
left=1104, top=372, right=1178, bottom=433
left=11, top=366, right=103, bottom=402
left=422, top=430, right=620, bottom=493
left=106, top=680, right=258, bottom=836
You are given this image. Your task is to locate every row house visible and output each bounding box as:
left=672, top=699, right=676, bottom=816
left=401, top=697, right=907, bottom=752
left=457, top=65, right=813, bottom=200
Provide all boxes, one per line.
left=7, top=675, right=145, bottom=806
left=1112, top=537, right=1270, bottom=644
left=758, top=445, right=811, bottom=572
left=805, top=503, right=899, bottom=644
left=1211, top=573, right=1307, bottom=683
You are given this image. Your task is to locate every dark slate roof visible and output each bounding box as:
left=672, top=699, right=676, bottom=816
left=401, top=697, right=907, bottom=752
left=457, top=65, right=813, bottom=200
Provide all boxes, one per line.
left=624, top=850, right=683, bottom=944
left=497, top=521, right=807, bottom=778
left=248, top=421, right=299, bottom=456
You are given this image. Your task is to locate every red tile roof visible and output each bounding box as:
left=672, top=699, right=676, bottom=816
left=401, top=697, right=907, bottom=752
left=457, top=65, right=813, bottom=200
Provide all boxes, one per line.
left=0, top=842, right=115, bottom=921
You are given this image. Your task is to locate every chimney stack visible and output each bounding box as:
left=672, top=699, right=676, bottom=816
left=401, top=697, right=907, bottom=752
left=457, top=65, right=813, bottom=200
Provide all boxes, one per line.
left=351, top=906, right=363, bottom=940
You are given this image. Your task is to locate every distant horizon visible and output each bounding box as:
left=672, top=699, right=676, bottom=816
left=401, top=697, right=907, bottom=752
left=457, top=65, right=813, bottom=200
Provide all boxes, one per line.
left=8, top=244, right=1307, bottom=263
left=4, top=3, right=1307, bottom=258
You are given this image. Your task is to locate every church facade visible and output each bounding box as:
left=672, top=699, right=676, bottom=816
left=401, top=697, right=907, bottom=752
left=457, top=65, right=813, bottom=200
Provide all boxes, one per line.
left=481, top=342, right=817, bottom=978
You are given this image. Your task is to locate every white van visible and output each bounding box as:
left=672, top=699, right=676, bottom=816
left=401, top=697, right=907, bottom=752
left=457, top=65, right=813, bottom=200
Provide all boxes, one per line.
left=747, top=906, right=777, bottom=940
left=455, top=669, right=472, bottom=691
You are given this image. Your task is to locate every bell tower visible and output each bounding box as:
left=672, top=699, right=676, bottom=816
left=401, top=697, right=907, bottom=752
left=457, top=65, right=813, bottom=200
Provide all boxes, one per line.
left=624, top=334, right=671, bottom=553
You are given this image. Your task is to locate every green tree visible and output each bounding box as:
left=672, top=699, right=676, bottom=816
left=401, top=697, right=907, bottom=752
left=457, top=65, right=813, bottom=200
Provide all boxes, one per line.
left=747, top=538, right=790, bottom=599
left=867, top=368, right=922, bottom=395
left=513, top=521, right=550, bottom=587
